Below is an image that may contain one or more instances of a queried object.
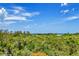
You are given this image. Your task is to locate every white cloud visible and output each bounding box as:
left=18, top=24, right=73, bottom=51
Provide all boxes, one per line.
left=0, top=8, right=3, bottom=14
left=0, top=6, right=40, bottom=27
left=0, top=8, right=8, bottom=17
left=51, top=16, right=79, bottom=25
left=64, top=10, right=69, bottom=13
left=4, top=21, right=16, bottom=25
left=0, top=6, right=40, bottom=30
left=22, top=12, right=40, bottom=17
left=0, top=8, right=27, bottom=21
left=63, top=10, right=69, bottom=14
left=60, top=9, right=69, bottom=14
left=13, top=6, right=24, bottom=11
left=12, top=6, right=25, bottom=14
left=22, top=12, right=32, bottom=17
left=0, top=7, right=27, bottom=21
left=13, top=9, right=20, bottom=14
left=61, top=3, right=68, bottom=7
left=4, top=16, right=27, bottom=21
left=0, top=21, right=16, bottom=25
left=67, top=16, right=79, bottom=20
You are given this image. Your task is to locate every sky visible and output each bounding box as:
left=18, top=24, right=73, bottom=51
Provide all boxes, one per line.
left=0, top=3, right=79, bottom=33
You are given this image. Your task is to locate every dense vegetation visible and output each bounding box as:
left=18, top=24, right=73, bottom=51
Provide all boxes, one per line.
left=0, top=30, right=79, bottom=56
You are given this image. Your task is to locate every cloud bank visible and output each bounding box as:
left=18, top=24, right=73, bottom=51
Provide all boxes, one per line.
left=0, top=6, right=40, bottom=25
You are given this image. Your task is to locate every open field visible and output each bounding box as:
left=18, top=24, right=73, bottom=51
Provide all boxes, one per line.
left=0, top=30, right=79, bottom=56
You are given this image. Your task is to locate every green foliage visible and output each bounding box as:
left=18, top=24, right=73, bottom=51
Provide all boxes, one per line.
left=0, top=30, right=79, bottom=56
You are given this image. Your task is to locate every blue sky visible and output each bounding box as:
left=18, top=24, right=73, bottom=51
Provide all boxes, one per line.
left=0, top=3, right=79, bottom=33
